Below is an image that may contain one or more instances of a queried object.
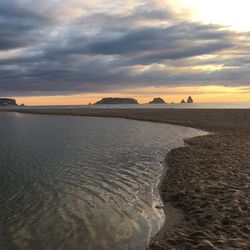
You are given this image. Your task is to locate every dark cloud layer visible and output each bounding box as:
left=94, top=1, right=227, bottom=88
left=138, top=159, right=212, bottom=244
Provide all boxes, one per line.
left=0, top=0, right=250, bottom=96
left=0, top=0, right=51, bottom=51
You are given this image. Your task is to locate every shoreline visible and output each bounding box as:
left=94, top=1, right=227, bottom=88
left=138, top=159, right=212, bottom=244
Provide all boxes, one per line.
left=152, top=159, right=185, bottom=242
left=1, top=108, right=250, bottom=249
left=149, top=133, right=250, bottom=249
left=1, top=107, right=250, bottom=132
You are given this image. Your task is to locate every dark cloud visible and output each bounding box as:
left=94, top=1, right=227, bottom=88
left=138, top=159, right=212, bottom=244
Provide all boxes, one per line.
left=85, top=23, right=233, bottom=55
left=0, top=0, right=250, bottom=96
left=0, top=0, right=51, bottom=50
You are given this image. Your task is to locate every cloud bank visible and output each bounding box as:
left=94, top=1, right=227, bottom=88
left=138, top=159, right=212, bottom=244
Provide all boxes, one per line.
left=0, top=0, right=250, bottom=96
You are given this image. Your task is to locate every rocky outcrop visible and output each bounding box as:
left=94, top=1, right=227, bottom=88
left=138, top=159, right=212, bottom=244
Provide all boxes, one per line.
left=181, top=99, right=186, bottom=104
left=187, top=96, right=194, bottom=103
left=149, top=97, right=166, bottom=104
left=94, top=97, right=138, bottom=105
left=0, top=98, right=17, bottom=106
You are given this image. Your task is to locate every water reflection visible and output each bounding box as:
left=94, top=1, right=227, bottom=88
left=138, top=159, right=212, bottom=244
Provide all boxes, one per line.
left=0, top=113, right=206, bottom=249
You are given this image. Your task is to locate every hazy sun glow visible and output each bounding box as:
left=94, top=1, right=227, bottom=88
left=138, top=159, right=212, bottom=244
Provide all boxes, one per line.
left=184, top=0, right=250, bottom=30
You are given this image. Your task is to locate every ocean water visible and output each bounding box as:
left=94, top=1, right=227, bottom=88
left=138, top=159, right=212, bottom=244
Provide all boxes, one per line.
left=2, top=102, right=250, bottom=110
left=0, top=113, right=206, bottom=250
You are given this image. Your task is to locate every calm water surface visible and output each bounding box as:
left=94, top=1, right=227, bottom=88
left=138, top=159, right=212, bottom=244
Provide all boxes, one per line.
left=0, top=113, right=206, bottom=250
left=3, top=102, right=250, bottom=110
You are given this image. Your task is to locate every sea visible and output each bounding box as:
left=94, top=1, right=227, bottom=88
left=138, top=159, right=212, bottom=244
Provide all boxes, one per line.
left=0, top=112, right=206, bottom=249
left=2, top=102, right=250, bottom=110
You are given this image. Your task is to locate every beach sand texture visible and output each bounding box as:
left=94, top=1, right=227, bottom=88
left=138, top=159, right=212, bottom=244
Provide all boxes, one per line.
left=1, top=108, right=250, bottom=249
left=150, top=134, right=250, bottom=250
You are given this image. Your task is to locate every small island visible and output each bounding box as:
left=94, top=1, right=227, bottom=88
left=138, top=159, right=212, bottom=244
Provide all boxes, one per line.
left=0, top=98, right=18, bottom=106
left=94, top=97, right=138, bottom=105
left=148, top=97, right=166, bottom=104
left=187, top=96, right=194, bottom=103
left=180, top=96, right=194, bottom=104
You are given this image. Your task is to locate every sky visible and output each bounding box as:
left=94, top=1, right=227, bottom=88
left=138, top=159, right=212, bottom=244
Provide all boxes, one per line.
left=1, top=0, right=250, bottom=105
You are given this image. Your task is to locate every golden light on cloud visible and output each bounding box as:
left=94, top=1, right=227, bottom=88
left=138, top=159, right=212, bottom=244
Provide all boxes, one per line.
left=132, top=62, right=236, bottom=74
left=183, top=0, right=250, bottom=31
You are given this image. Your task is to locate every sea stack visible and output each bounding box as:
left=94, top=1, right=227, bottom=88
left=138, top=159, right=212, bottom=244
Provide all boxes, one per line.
left=94, top=97, right=138, bottom=105
left=187, top=96, right=194, bottom=103
left=148, top=97, right=166, bottom=104
left=181, top=99, right=186, bottom=104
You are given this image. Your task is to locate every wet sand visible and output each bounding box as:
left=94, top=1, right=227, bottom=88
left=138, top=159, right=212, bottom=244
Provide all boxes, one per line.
left=1, top=108, right=250, bottom=249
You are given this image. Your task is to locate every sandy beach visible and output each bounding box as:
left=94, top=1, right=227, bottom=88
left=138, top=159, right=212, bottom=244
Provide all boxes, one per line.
left=1, top=108, right=250, bottom=249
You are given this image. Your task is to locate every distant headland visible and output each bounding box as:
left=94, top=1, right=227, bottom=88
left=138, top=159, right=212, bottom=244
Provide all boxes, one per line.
left=0, top=98, right=25, bottom=107
left=0, top=98, right=18, bottom=106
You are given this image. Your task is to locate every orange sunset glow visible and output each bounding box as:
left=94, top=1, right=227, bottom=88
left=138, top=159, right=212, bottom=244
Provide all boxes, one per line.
left=15, top=85, right=250, bottom=105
